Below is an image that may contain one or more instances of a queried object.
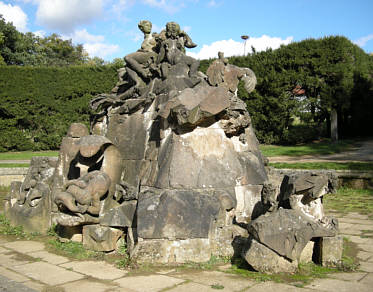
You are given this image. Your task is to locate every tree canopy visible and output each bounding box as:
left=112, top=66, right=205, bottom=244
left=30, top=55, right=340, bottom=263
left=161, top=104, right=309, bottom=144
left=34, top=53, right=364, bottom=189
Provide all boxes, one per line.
left=0, top=15, right=89, bottom=66
left=228, top=36, right=373, bottom=144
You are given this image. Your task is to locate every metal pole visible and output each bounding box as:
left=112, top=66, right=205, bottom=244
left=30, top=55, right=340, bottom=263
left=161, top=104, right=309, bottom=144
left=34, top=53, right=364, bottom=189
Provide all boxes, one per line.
left=241, top=35, right=249, bottom=56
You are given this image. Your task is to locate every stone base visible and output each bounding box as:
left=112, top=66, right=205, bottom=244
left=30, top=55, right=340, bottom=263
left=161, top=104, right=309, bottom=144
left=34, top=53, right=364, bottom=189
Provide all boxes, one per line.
left=241, top=238, right=298, bottom=274
left=314, top=236, right=343, bottom=266
left=133, top=238, right=219, bottom=263
left=83, top=225, right=123, bottom=252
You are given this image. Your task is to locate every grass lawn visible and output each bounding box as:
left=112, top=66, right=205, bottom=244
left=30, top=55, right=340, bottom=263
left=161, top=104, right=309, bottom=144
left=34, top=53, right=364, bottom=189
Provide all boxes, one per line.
left=0, top=151, right=58, bottom=160
left=324, top=187, right=373, bottom=218
left=0, top=163, right=30, bottom=168
left=260, top=139, right=354, bottom=157
left=269, top=162, right=373, bottom=171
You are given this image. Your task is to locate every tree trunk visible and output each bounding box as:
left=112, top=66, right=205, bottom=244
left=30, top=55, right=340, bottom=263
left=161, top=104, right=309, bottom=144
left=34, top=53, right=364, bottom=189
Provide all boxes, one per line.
left=331, top=108, right=338, bottom=142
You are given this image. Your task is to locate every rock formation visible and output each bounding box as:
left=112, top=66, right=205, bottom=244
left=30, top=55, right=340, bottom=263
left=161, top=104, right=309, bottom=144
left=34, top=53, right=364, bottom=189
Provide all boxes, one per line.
left=4, top=21, right=342, bottom=270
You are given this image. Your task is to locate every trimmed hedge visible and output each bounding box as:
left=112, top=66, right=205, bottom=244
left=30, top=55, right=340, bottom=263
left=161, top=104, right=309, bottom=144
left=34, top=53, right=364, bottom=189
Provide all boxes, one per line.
left=0, top=66, right=118, bottom=151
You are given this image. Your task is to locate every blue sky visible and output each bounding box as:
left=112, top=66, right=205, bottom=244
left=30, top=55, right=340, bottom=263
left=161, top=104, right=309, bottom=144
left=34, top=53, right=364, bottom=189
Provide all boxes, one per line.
left=1, top=0, right=373, bottom=60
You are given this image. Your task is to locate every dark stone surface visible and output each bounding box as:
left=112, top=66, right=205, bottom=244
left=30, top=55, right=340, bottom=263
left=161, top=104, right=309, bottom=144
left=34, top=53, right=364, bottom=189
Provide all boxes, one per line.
left=106, top=112, right=147, bottom=160
left=100, top=200, right=137, bottom=227
left=247, top=208, right=338, bottom=261
left=137, top=189, right=220, bottom=239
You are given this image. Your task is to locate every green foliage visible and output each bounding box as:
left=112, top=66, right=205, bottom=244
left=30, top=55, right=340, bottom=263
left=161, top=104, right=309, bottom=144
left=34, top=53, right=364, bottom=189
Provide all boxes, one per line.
left=47, top=239, right=104, bottom=260
left=323, top=188, right=373, bottom=218
left=259, top=139, right=354, bottom=157
left=0, top=163, right=30, bottom=168
left=0, top=151, right=58, bottom=160
left=229, top=36, right=373, bottom=144
left=0, top=214, right=28, bottom=238
left=0, top=65, right=118, bottom=151
left=269, top=162, right=373, bottom=171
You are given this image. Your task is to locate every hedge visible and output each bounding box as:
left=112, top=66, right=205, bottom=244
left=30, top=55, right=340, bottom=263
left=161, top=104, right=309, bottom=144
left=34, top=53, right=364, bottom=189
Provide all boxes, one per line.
left=0, top=66, right=118, bottom=151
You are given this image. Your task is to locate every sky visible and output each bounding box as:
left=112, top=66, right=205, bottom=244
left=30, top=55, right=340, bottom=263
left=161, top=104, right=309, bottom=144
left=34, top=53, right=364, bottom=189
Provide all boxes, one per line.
left=1, top=0, right=373, bottom=61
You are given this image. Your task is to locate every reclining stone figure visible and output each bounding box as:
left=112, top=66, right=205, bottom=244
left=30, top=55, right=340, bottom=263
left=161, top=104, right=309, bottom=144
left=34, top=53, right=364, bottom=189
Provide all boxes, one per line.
left=55, top=170, right=111, bottom=216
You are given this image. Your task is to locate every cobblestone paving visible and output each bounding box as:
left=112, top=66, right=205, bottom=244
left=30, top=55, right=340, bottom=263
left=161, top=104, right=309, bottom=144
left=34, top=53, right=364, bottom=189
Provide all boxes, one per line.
left=0, top=212, right=372, bottom=291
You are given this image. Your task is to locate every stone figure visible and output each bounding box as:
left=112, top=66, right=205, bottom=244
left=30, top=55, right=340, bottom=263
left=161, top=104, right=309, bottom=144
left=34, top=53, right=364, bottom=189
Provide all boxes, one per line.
left=4, top=157, right=57, bottom=233
left=157, top=21, right=199, bottom=79
left=5, top=21, right=342, bottom=269
left=55, top=170, right=111, bottom=215
left=123, top=20, right=159, bottom=96
left=207, top=51, right=257, bottom=93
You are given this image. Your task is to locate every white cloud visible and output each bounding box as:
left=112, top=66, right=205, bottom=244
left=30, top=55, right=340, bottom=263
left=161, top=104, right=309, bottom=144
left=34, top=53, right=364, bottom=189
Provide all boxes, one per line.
left=142, top=0, right=184, bottom=14
left=207, top=0, right=222, bottom=7
left=183, top=26, right=191, bottom=33
left=0, top=1, right=28, bottom=32
left=84, top=42, right=119, bottom=59
left=33, top=30, right=46, bottom=37
left=62, top=28, right=119, bottom=59
left=354, top=34, right=373, bottom=47
left=187, top=35, right=294, bottom=59
left=34, top=0, right=103, bottom=33
left=69, top=29, right=105, bottom=43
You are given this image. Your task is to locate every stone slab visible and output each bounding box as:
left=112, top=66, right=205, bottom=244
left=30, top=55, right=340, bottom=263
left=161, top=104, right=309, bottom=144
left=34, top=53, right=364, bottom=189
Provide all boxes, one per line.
left=305, top=278, right=372, bottom=292
left=344, top=213, right=369, bottom=220
left=0, top=266, right=29, bottom=283
left=166, top=282, right=220, bottom=292
left=359, top=261, right=373, bottom=272
left=357, top=251, right=373, bottom=261
left=340, top=223, right=373, bottom=232
left=360, top=273, right=373, bottom=286
left=359, top=244, right=373, bottom=253
left=10, top=262, right=84, bottom=286
left=0, top=253, right=31, bottom=267
left=172, top=271, right=254, bottom=291
left=2, top=241, right=45, bottom=253
left=22, top=280, right=46, bottom=292
left=347, top=235, right=373, bottom=245
left=0, top=274, right=37, bottom=292
left=28, top=250, right=70, bottom=265
left=60, top=261, right=127, bottom=280
left=59, top=279, right=119, bottom=292
left=114, top=275, right=184, bottom=292
left=0, top=246, right=8, bottom=253
left=338, top=218, right=373, bottom=225
left=327, top=272, right=367, bottom=281
left=246, top=281, right=315, bottom=292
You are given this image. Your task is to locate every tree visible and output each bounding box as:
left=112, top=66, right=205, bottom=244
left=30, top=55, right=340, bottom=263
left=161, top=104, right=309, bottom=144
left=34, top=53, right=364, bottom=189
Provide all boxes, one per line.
left=229, top=36, right=373, bottom=144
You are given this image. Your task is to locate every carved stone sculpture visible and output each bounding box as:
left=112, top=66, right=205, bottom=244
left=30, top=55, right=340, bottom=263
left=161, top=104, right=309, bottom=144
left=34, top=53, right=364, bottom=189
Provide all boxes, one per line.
left=5, top=21, right=341, bottom=269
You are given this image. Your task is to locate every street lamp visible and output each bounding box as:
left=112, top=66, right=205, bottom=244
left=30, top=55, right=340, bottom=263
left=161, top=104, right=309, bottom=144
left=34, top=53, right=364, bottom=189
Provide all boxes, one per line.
left=241, top=35, right=249, bottom=56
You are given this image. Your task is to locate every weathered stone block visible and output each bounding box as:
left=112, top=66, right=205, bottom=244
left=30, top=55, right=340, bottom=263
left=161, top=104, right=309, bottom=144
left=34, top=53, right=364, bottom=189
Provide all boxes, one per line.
left=137, top=189, right=220, bottom=239
left=315, top=235, right=343, bottom=266
left=83, top=225, right=123, bottom=252
left=241, top=238, right=298, bottom=274
left=100, top=201, right=137, bottom=227
left=234, top=185, right=264, bottom=223
left=248, top=208, right=338, bottom=261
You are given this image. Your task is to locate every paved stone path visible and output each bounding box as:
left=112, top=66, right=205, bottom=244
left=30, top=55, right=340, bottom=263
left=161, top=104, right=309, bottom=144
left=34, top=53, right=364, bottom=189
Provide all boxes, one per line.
left=0, top=212, right=372, bottom=291
left=269, top=139, right=373, bottom=163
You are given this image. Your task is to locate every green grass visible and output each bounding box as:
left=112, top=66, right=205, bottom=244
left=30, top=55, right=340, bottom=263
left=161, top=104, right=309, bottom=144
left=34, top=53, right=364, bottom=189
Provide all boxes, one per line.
left=46, top=239, right=104, bottom=260
left=0, top=214, right=29, bottom=239
left=0, top=163, right=30, bottom=168
left=260, top=140, right=354, bottom=157
left=324, top=187, right=373, bottom=218
left=269, top=162, right=373, bottom=171
left=0, top=151, right=58, bottom=160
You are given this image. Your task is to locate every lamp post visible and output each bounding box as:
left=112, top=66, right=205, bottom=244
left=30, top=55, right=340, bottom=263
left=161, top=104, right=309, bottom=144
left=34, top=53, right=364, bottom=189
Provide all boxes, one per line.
left=241, top=35, right=249, bottom=56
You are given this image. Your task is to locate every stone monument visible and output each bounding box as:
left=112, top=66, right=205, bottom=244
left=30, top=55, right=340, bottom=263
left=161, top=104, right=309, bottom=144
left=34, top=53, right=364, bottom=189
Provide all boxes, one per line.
left=4, top=21, right=342, bottom=271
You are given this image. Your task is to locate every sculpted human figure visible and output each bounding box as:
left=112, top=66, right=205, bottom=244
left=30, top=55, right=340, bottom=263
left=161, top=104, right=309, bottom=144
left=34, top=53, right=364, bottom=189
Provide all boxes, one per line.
left=157, top=21, right=199, bottom=78
left=124, top=20, right=158, bottom=88
left=55, top=170, right=111, bottom=216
